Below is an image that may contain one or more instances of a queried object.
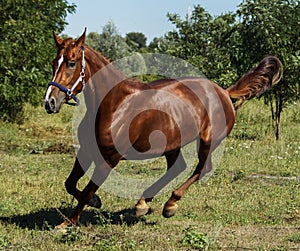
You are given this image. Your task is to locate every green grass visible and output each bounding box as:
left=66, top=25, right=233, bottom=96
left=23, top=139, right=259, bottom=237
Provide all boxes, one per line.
left=0, top=100, right=299, bottom=250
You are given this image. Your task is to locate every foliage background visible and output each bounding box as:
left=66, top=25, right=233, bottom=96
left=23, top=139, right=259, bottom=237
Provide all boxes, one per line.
left=1, top=1, right=299, bottom=139
left=0, top=0, right=75, bottom=122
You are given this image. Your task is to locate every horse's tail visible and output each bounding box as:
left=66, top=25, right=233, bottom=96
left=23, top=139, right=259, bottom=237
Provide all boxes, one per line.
left=227, top=56, right=283, bottom=109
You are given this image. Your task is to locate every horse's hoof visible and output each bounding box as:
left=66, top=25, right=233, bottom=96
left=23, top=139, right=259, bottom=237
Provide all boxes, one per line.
left=162, top=204, right=178, bottom=218
left=87, top=194, right=102, bottom=209
left=135, top=205, right=150, bottom=217
left=54, top=221, right=74, bottom=232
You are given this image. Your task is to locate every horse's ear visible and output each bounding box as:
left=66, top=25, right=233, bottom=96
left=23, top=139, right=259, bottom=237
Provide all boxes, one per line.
left=53, top=31, right=63, bottom=47
left=76, top=28, right=87, bottom=47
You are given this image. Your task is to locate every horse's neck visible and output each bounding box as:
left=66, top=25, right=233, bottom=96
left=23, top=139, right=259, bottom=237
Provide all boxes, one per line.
left=83, top=46, right=128, bottom=114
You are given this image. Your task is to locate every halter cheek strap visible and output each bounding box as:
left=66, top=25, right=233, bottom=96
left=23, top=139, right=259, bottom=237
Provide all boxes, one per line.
left=46, top=46, right=86, bottom=106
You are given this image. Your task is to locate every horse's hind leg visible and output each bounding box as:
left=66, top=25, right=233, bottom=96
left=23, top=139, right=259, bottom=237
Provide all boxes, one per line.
left=163, top=141, right=213, bottom=218
left=135, top=149, right=186, bottom=217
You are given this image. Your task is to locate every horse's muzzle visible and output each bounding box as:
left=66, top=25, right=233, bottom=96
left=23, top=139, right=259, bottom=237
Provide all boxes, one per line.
left=44, top=97, right=59, bottom=114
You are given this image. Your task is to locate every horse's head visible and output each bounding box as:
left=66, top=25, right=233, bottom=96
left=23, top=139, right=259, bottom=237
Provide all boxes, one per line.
left=44, top=29, right=87, bottom=114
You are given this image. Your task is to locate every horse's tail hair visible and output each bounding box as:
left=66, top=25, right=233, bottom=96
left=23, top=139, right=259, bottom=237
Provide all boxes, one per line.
left=227, top=56, right=283, bottom=109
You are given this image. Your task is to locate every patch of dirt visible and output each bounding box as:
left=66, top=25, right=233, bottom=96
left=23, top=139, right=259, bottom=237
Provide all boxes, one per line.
left=43, top=142, right=74, bottom=154
left=216, top=225, right=300, bottom=250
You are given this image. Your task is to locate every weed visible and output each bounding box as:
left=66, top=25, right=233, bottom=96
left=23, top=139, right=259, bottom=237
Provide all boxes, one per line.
left=93, top=236, right=118, bottom=251
left=181, top=227, right=210, bottom=250
left=56, top=227, right=81, bottom=244
left=92, top=210, right=112, bottom=227
left=232, top=169, right=246, bottom=181
left=0, top=234, right=10, bottom=249
left=123, top=239, right=137, bottom=250
left=287, top=233, right=300, bottom=243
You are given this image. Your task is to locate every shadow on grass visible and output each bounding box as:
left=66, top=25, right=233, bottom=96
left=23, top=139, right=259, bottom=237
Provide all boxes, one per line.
left=0, top=207, right=152, bottom=230
left=231, top=132, right=259, bottom=141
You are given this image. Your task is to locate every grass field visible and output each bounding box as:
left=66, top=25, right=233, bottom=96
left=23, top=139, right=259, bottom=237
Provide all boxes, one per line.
left=0, top=99, right=299, bottom=250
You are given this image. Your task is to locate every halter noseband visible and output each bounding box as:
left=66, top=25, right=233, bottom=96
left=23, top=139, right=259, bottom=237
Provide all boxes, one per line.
left=47, top=46, right=86, bottom=106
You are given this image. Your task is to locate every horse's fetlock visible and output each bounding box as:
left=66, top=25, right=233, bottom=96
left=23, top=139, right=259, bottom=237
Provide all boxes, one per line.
left=172, top=191, right=182, bottom=201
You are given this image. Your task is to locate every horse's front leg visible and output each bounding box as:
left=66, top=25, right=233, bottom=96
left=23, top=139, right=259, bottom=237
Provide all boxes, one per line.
left=64, top=149, right=92, bottom=201
left=58, top=160, right=113, bottom=227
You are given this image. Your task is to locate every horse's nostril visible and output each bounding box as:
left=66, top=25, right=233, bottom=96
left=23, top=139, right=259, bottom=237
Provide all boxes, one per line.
left=45, top=97, right=57, bottom=113
left=49, top=97, right=56, bottom=109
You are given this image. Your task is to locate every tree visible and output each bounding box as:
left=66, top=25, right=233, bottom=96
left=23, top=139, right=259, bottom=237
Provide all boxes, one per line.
left=125, top=32, right=147, bottom=50
left=151, top=2, right=299, bottom=140
left=159, top=6, right=238, bottom=87
left=148, top=37, right=167, bottom=52
left=234, top=0, right=300, bottom=140
left=0, top=0, right=75, bottom=122
left=86, top=21, right=131, bottom=60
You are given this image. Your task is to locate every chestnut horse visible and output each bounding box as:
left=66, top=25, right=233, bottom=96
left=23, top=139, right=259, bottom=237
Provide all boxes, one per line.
left=44, top=29, right=282, bottom=227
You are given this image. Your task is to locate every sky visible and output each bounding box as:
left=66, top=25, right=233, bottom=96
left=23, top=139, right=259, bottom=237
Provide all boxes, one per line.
left=63, top=0, right=242, bottom=43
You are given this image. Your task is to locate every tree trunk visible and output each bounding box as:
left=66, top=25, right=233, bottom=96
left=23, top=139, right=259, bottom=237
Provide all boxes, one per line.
left=275, top=92, right=283, bottom=140
left=275, top=107, right=281, bottom=141
left=269, top=92, right=283, bottom=141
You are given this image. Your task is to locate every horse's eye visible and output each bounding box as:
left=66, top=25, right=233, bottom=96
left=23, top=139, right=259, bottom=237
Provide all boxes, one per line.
left=68, top=61, right=76, bottom=69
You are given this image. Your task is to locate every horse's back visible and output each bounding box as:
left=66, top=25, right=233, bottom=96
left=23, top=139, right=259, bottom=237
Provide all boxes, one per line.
left=148, top=77, right=236, bottom=140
